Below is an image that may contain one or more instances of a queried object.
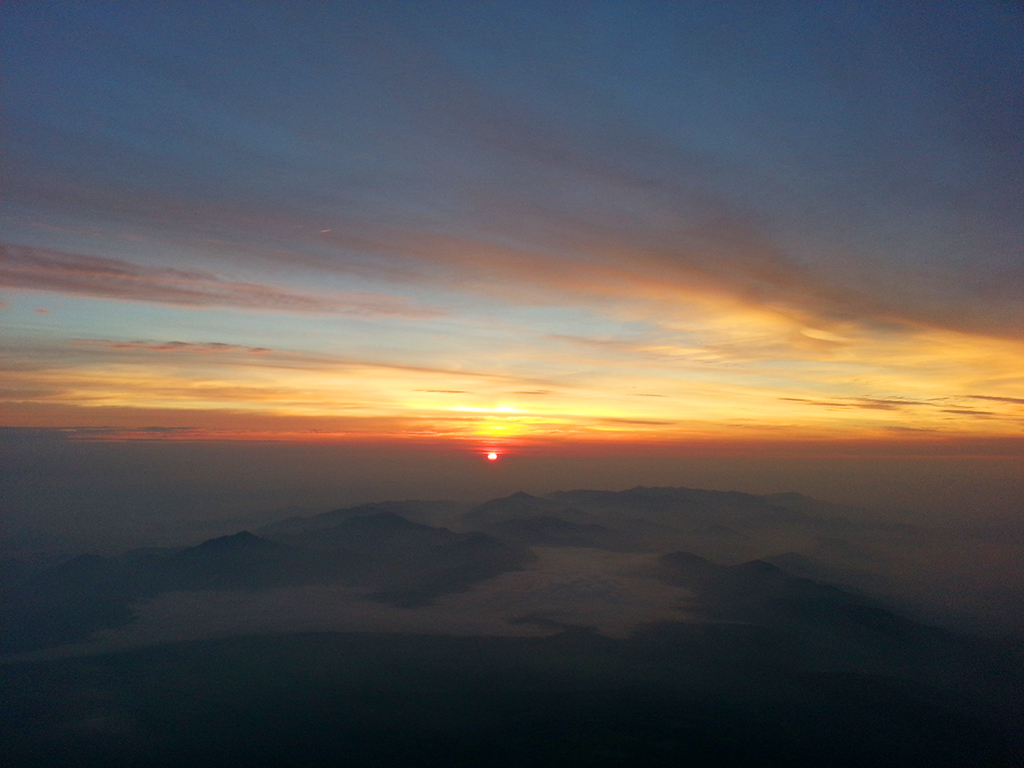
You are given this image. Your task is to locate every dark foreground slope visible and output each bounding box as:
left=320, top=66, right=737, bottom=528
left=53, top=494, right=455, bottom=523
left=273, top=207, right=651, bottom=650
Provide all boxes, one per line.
left=4, top=627, right=1022, bottom=768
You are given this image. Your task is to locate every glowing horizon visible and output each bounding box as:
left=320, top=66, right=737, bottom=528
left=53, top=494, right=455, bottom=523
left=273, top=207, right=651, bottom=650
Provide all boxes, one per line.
left=2, top=4, right=1021, bottom=454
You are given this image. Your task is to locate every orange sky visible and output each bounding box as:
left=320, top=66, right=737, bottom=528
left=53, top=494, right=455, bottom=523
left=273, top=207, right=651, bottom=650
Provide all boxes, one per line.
left=2, top=3, right=1022, bottom=458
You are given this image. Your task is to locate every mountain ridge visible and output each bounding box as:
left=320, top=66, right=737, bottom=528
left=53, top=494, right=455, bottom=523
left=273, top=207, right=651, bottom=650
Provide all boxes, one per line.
left=5, top=484, right=1021, bottom=658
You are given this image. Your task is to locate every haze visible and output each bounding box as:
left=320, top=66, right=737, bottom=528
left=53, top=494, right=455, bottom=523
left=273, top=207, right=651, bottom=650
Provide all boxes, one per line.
left=2, top=3, right=1022, bottom=766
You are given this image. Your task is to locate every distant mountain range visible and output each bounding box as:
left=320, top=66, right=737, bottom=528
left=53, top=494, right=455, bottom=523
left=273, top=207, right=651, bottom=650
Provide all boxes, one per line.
left=3, top=486, right=1021, bottom=655
left=257, top=486, right=874, bottom=562
left=4, top=486, right=1023, bottom=767
left=2, top=510, right=532, bottom=653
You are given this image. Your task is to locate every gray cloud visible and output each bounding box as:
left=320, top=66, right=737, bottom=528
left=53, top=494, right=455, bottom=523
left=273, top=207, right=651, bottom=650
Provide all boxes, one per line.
left=968, top=395, right=1024, bottom=406
left=5, top=3, right=1021, bottom=347
left=780, top=397, right=930, bottom=411
left=0, top=244, right=440, bottom=318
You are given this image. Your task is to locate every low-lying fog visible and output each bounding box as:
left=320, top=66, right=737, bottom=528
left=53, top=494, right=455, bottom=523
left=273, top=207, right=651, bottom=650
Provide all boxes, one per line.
left=13, top=548, right=695, bottom=661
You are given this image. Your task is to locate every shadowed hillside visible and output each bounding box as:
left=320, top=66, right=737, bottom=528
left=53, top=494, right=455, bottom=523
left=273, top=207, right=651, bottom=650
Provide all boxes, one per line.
left=2, top=515, right=533, bottom=653
left=4, top=628, right=1021, bottom=768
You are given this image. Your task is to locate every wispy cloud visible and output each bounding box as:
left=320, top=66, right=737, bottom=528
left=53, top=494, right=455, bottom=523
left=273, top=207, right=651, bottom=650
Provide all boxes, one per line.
left=0, top=244, right=440, bottom=318
left=78, top=340, right=274, bottom=354
left=2, top=3, right=1021, bottom=447
left=969, top=395, right=1024, bottom=406
left=777, top=394, right=1024, bottom=430
left=782, top=397, right=950, bottom=412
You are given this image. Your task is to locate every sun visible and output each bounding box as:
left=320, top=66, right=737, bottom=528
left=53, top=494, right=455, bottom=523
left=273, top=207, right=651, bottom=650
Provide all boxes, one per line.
left=487, top=452, right=498, bottom=461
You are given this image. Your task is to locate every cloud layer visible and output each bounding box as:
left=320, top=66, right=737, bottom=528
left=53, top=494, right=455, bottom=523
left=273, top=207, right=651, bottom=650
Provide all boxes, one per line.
left=1, top=244, right=439, bottom=318
left=1, top=2, right=1021, bottom=445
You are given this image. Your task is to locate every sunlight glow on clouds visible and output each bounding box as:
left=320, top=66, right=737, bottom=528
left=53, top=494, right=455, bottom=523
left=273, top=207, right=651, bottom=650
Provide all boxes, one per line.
left=1, top=2, right=1021, bottom=453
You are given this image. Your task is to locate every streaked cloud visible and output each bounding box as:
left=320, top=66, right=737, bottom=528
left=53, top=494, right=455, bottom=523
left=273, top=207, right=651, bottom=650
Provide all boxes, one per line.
left=1, top=3, right=1021, bottom=448
left=780, top=398, right=931, bottom=412
left=0, top=244, right=441, bottom=318
left=77, top=339, right=273, bottom=355
left=969, top=395, right=1024, bottom=406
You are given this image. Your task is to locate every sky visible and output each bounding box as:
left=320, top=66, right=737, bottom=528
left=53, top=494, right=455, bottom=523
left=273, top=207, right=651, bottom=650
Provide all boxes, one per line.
left=2, top=2, right=1022, bottom=533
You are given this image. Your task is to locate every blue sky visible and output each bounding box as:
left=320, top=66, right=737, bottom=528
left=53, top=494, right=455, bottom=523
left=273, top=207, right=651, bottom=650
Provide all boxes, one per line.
left=2, top=1, right=1022, bottom=446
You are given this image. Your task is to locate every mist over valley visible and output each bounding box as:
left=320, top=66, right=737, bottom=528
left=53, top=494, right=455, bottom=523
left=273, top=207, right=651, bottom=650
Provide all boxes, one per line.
left=4, top=485, right=1022, bottom=766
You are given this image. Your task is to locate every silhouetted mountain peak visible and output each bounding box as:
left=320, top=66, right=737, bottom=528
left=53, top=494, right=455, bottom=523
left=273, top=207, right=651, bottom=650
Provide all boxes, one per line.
left=257, top=500, right=467, bottom=537
left=477, top=491, right=546, bottom=509
left=188, top=530, right=279, bottom=552
left=660, top=551, right=714, bottom=571
left=765, top=551, right=815, bottom=570
left=463, top=491, right=573, bottom=525
left=314, top=512, right=455, bottom=544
